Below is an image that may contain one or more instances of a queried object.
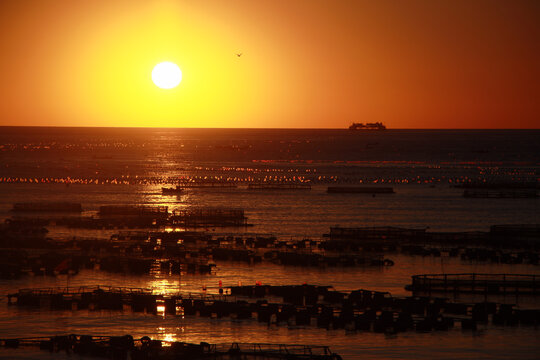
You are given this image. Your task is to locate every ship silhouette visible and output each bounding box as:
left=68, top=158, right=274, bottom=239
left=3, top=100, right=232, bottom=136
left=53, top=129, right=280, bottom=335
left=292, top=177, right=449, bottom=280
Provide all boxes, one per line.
left=348, top=122, right=387, bottom=130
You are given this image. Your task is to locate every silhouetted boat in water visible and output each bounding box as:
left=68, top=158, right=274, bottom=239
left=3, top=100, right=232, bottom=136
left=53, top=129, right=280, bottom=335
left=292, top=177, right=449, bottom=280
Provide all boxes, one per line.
left=348, top=122, right=387, bottom=130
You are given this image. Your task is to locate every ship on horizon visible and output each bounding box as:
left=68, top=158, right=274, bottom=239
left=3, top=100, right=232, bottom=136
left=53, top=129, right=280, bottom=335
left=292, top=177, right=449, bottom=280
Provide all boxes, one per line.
left=348, top=122, right=387, bottom=130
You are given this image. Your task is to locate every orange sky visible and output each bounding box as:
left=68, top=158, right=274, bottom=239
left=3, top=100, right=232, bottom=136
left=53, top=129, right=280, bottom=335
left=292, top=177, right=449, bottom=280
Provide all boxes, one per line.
left=0, top=0, right=538, bottom=128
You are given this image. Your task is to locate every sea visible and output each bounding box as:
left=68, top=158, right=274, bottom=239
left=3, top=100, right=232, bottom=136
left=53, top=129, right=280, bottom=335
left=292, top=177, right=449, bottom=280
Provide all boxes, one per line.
left=0, top=127, right=539, bottom=359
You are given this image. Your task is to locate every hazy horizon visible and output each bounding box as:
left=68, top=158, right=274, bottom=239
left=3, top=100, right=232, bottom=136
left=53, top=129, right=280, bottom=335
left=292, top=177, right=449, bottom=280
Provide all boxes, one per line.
left=1, top=0, right=538, bottom=129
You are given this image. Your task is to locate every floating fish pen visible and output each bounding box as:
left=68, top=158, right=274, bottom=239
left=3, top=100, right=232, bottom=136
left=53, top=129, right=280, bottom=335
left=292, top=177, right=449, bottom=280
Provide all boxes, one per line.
left=489, top=224, right=540, bottom=250
left=99, top=256, right=216, bottom=276
left=457, top=181, right=539, bottom=189
left=7, top=284, right=540, bottom=332
left=161, top=186, right=184, bottom=194
left=8, top=286, right=202, bottom=310
left=248, top=183, right=311, bottom=190
left=0, top=335, right=342, bottom=360
left=149, top=231, right=211, bottom=245
left=324, top=224, right=539, bottom=249
left=110, top=230, right=150, bottom=241
left=56, top=216, right=165, bottom=229
left=264, top=251, right=393, bottom=267
left=425, top=231, right=490, bottom=245
left=11, top=202, right=82, bottom=212
left=212, top=248, right=262, bottom=263
left=169, top=208, right=248, bottom=228
left=327, top=186, right=394, bottom=194
left=176, top=180, right=237, bottom=188
left=328, top=226, right=426, bottom=243
left=407, top=273, right=540, bottom=295
left=7, top=286, right=156, bottom=310
left=463, top=189, right=538, bottom=198
left=99, top=205, right=169, bottom=217
left=228, top=284, right=332, bottom=299
left=458, top=248, right=539, bottom=265
left=490, top=224, right=540, bottom=240
left=489, top=224, right=540, bottom=248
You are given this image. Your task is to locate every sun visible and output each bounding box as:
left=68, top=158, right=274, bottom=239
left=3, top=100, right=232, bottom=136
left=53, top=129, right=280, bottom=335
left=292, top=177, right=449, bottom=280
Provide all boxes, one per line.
left=152, top=62, right=182, bottom=89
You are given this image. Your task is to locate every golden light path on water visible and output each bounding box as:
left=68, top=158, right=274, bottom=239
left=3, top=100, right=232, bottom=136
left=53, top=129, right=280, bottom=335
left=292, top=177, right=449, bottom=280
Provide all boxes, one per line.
left=1, top=130, right=539, bottom=359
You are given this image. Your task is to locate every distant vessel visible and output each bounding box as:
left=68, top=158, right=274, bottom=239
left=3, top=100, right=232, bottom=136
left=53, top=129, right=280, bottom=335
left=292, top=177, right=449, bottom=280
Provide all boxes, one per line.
left=348, top=122, right=387, bottom=130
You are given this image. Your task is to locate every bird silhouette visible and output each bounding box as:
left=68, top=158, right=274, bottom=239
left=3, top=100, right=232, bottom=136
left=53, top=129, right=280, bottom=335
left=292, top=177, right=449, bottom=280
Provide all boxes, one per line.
left=236, top=53, right=242, bottom=57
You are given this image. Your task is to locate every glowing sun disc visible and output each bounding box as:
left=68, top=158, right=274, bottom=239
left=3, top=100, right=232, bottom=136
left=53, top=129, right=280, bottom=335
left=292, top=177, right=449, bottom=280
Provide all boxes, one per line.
left=152, top=62, right=182, bottom=89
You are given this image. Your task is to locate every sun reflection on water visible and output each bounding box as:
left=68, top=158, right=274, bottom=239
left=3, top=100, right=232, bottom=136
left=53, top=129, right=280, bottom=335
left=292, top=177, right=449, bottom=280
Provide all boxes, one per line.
left=148, top=279, right=182, bottom=295
left=156, top=327, right=185, bottom=345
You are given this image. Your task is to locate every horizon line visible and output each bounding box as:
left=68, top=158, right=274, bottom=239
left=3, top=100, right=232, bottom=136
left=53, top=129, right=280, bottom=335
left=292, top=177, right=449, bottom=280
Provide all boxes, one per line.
left=0, top=125, right=539, bottom=130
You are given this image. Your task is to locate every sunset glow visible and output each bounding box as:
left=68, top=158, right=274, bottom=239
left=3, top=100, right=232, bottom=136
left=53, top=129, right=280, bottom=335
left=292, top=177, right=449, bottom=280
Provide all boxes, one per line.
left=152, top=62, right=182, bottom=89
left=0, top=0, right=538, bottom=128
left=0, top=1, right=539, bottom=357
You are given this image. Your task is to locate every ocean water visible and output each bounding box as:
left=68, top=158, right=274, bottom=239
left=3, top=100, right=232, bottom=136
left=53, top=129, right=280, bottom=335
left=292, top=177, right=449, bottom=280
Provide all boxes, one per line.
left=0, top=127, right=539, bottom=359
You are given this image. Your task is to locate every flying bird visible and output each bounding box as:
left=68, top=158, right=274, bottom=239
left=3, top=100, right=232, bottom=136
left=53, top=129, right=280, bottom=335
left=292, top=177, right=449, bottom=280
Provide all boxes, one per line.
left=236, top=53, right=242, bottom=57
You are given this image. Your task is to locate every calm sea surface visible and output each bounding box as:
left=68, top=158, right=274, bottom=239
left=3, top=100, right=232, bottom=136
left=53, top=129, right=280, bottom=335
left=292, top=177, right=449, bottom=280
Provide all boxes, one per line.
left=0, top=127, right=539, bottom=359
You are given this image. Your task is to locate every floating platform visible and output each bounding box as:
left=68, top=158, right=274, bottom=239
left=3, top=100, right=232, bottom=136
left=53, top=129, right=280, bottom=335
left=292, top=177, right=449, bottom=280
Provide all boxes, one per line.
left=99, top=205, right=169, bottom=217
left=0, top=335, right=341, bottom=360
left=490, top=224, right=540, bottom=242
left=170, top=208, right=248, bottom=228
left=407, top=273, right=540, bottom=295
left=11, top=202, right=82, bottom=212
left=328, top=226, right=426, bottom=243
left=325, top=224, right=540, bottom=248
left=457, top=181, right=539, bottom=189
left=463, top=189, right=538, bottom=198
left=327, top=186, right=394, bottom=194
left=7, top=284, right=540, bottom=332
left=161, top=186, right=184, bottom=195
left=176, top=181, right=237, bottom=188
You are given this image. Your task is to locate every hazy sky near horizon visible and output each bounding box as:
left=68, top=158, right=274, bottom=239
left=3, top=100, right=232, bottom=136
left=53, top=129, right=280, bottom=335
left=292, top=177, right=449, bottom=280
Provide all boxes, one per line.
left=0, top=0, right=538, bottom=128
